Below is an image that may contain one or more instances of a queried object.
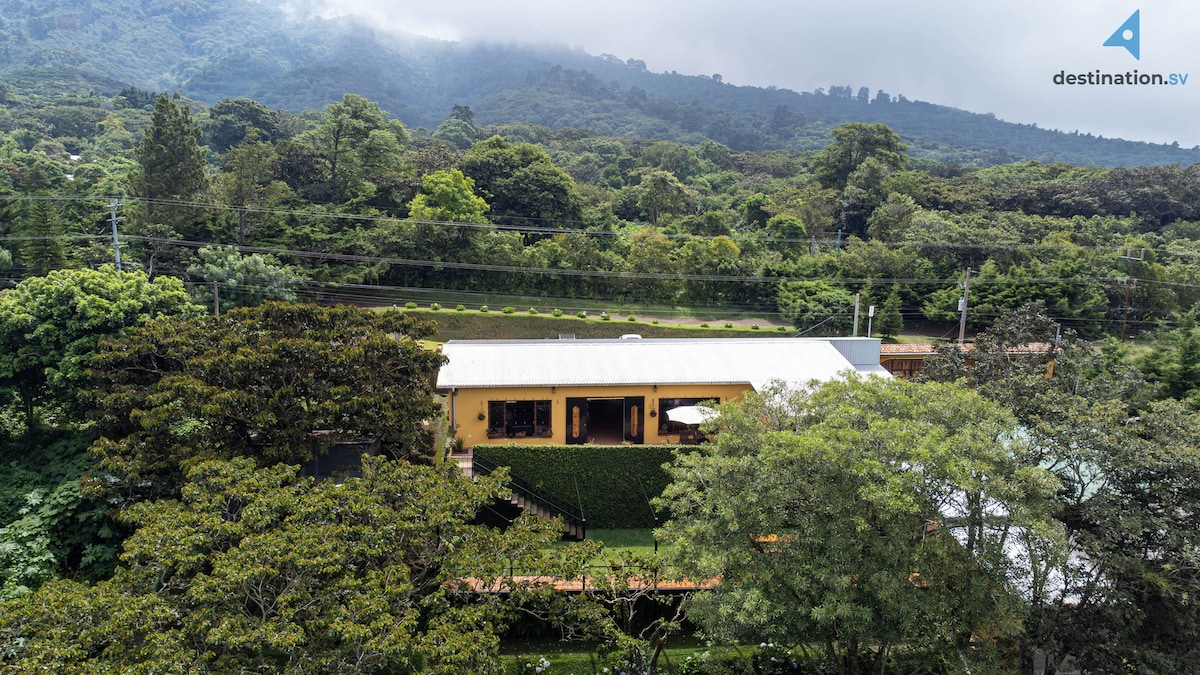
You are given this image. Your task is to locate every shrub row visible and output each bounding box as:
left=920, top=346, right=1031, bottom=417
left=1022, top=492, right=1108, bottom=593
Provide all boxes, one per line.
left=473, top=444, right=677, bottom=529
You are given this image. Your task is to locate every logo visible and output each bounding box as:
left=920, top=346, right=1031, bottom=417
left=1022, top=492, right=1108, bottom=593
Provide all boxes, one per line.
left=1103, top=10, right=1140, bottom=60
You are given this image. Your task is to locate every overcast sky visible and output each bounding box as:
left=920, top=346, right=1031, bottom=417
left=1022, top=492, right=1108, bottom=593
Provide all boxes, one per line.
left=302, top=0, right=1200, bottom=148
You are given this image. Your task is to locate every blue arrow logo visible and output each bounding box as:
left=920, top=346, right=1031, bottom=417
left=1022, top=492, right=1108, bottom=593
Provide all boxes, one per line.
left=1103, top=10, right=1140, bottom=60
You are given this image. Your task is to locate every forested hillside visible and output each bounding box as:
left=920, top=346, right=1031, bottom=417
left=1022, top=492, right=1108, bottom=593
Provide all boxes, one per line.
left=3, top=85, right=1200, bottom=349
left=0, top=0, right=1197, bottom=166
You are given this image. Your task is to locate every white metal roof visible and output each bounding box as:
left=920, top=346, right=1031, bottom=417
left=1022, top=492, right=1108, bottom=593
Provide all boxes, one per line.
left=436, top=337, right=889, bottom=391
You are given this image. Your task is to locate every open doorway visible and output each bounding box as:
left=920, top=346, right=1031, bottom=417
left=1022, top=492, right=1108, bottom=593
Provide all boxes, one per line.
left=564, top=396, right=646, bottom=444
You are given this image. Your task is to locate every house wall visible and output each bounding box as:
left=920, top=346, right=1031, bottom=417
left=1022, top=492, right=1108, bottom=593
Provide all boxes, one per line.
left=449, top=383, right=750, bottom=448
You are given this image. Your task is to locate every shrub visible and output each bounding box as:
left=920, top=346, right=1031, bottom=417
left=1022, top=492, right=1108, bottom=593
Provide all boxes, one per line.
left=479, top=305, right=489, bottom=313
left=777, top=326, right=787, bottom=332
left=600, top=312, right=610, bottom=321
left=552, top=308, right=563, bottom=317
left=502, top=306, right=516, bottom=314
left=456, top=304, right=466, bottom=312
left=724, top=322, right=733, bottom=329
left=527, top=307, right=538, bottom=315
left=404, top=301, right=417, bottom=309
left=430, top=302, right=441, bottom=311
left=627, top=315, right=637, bottom=322
left=751, top=324, right=759, bottom=330
left=652, top=320, right=659, bottom=325
left=700, top=323, right=709, bottom=328
left=577, top=311, right=587, bottom=318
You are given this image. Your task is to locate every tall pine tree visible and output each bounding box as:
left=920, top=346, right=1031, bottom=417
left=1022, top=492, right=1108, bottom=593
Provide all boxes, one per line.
left=132, top=96, right=208, bottom=239
left=19, top=200, right=67, bottom=276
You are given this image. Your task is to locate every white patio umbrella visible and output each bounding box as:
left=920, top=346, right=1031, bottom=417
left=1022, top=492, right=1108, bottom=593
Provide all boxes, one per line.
left=665, top=404, right=719, bottom=426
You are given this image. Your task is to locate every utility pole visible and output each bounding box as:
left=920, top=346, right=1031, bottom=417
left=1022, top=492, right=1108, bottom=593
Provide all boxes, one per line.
left=1120, top=277, right=1137, bottom=342
left=836, top=229, right=843, bottom=256
left=957, top=267, right=972, bottom=346
left=1117, top=248, right=1145, bottom=342
left=867, top=304, right=875, bottom=338
left=212, top=281, right=220, bottom=316
left=852, top=292, right=860, bottom=337
left=107, top=199, right=122, bottom=271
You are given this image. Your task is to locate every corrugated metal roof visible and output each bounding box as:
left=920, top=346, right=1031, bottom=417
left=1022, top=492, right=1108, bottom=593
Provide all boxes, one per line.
left=436, top=338, right=888, bottom=390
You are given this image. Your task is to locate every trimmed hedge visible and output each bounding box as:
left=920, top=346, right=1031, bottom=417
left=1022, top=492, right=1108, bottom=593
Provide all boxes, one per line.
left=473, top=444, right=676, bottom=529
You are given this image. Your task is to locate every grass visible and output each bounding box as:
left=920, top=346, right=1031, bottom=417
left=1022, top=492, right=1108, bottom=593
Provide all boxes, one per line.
left=385, top=307, right=791, bottom=342
left=556, top=529, right=666, bottom=566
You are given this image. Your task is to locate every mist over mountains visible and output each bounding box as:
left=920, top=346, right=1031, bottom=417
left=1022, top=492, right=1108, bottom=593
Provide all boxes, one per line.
left=2, top=0, right=1197, bottom=167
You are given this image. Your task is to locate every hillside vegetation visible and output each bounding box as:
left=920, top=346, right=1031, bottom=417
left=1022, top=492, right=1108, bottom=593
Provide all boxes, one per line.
left=0, top=0, right=1197, bottom=166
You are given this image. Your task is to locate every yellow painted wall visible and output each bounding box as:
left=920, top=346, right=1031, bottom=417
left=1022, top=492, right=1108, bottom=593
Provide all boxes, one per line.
left=449, top=383, right=750, bottom=448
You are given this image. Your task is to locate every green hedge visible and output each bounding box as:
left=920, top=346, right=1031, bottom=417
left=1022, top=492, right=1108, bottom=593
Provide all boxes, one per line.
left=473, top=445, right=676, bottom=529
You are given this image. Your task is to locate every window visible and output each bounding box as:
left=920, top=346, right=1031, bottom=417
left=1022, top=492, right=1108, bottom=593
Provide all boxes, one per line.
left=658, top=396, right=720, bottom=432
left=488, top=400, right=552, bottom=438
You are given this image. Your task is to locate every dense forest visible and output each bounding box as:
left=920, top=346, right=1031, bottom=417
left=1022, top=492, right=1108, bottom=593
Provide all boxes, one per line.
left=0, top=0, right=1198, bottom=167
left=3, top=85, right=1200, bottom=344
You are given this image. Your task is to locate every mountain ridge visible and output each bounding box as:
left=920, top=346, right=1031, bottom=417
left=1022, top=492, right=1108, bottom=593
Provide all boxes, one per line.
left=1, top=0, right=1196, bottom=167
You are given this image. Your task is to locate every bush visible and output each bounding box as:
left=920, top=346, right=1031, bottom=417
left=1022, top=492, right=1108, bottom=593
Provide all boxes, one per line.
left=479, top=305, right=489, bottom=313
left=474, top=445, right=675, bottom=528
left=652, top=320, right=659, bottom=325
left=456, top=304, right=466, bottom=312
left=577, top=311, right=587, bottom=318
left=430, top=302, right=441, bottom=311
left=777, top=326, right=787, bottom=332
left=700, top=323, right=709, bottom=328
left=751, top=324, right=759, bottom=330
left=627, top=315, right=637, bottom=322
left=724, top=322, right=733, bottom=329
left=502, top=306, right=516, bottom=314
left=552, top=308, right=563, bottom=317
left=527, top=307, right=538, bottom=315
left=600, top=312, right=610, bottom=321
left=404, top=301, right=417, bottom=309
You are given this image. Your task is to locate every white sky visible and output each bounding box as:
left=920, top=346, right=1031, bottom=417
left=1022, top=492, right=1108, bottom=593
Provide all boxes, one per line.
left=299, top=0, right=1200, bottom=148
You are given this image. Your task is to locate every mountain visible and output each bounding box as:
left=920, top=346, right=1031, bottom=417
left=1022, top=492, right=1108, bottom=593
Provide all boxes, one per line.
left=1, top=0, right=1197, bottom=167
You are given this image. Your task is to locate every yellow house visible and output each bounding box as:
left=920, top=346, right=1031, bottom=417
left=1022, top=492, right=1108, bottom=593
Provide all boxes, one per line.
left=437, top=336, right=889, bottom=449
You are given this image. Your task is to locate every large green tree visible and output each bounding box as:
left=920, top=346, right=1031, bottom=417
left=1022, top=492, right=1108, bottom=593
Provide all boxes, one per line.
left=0, top=267, right=201, bottom=429
left=0, top=456, right=597, bottom=673
left=459, top=135, right=583, bottom=227
left=657, top=377, right=1061, bottom=674
left=131, top=95, right=209, bottom=237
left=88, top=303, right=445, bottom=493
left=811, top=122, right=907, bottom=190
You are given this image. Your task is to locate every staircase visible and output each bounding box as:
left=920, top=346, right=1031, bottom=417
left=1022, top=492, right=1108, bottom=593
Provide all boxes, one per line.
left=473, top=455, right=587, bottom=541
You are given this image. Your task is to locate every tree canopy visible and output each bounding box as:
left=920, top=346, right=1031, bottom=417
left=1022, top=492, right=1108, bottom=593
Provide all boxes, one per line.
left=657, top=377, right=1061, bottom=673
left=0, top=267, right=201, bottom=429
left=87, top=303, right=445, bottom=493
left=0, top=456, right=595, bottom=673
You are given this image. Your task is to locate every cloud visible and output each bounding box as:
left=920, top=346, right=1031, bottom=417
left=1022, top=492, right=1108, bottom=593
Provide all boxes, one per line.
left=301, top=0, right=1200, bottom=147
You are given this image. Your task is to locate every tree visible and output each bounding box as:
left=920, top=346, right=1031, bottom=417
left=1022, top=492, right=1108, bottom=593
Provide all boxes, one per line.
left=214, top=130, right=289, bottom=245
left=634, top=169, right=690, bottom=225
left=0, top=456, right=597, bottom=673
left=296, top=94, right=410, bottom=204
left=657, top=378, right=1060, bottom=674
left=17, top=199, right=67, bottom=276
left=131, top=95, right=209, bottom=236
left=811, top=122, right=907, bottom=190
left=459, top=136, right=583, bottom=227
left=875, top=287, right=904, bottom=338
left=87, top=303, right=446, bottom=493
left=407, top=169, right=490, bottom=224
left=186, top=246, right=305, bottom=310
left=205, top=97, right=284, bottom=154
left=776, top=280, right=856, bottom=335
left=0, top=268, right=201, bottom=429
